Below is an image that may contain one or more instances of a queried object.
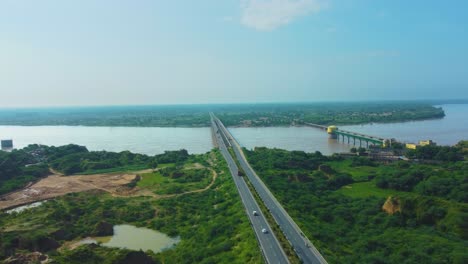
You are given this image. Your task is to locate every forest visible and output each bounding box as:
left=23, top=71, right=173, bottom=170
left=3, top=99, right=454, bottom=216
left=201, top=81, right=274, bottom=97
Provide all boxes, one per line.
left=0, top=150, right=262, bottom=263
left=0, top=102, right=445, bottom=127
left=243, top=143, right=467, bottom=263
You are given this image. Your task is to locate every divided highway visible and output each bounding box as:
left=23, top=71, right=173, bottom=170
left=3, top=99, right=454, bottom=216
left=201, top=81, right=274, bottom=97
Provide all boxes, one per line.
left=211, top=115, right=289, bottom=264
left=212, top=114, right=328, bottom=264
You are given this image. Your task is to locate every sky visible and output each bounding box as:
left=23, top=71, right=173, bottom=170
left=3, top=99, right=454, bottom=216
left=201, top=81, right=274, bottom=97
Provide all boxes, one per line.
left=1, top=0, right=467, bottom=107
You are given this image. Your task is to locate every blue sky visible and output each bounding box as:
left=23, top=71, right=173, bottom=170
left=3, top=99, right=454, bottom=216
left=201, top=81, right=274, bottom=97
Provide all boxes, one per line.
left=0, top=0, right=467, bottom=107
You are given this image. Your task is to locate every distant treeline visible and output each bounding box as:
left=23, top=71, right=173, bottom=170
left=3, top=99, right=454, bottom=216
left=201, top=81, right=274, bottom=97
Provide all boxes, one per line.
left=0, top=144, right=190, bottom=195
left=0, top=102, right=445, bottom=127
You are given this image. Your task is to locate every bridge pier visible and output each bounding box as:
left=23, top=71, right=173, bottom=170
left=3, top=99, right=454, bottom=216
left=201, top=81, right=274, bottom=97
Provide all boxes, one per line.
left=327, top=125, right=387, bottom=149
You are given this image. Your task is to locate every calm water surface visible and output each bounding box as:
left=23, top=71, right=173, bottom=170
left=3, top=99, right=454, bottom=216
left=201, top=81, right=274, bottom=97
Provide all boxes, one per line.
left=341, top=104, right=468, bottom=145
left=229, top=126, right=351, bottom=155
left=0, top=126, right=212, bottom=155
left=80, top=224, right=180, bottom=253
left=0, top=104, right=465, bottom=155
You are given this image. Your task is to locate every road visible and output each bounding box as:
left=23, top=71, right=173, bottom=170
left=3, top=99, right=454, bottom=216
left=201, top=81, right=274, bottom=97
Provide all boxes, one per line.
left=211, top=115, right=289, bottom=264
left=212, top=114, right=328, bottom=264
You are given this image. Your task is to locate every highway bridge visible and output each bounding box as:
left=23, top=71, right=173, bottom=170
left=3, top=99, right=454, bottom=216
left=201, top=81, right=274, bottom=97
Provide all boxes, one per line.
left=211, top=114, right=289, bottom=264
left=212, top=114, right=328, bottom=264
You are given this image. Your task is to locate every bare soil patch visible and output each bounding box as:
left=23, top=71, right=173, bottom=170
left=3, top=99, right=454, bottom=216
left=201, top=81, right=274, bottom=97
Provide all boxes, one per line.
left=0, top=173, right=138, bottom=210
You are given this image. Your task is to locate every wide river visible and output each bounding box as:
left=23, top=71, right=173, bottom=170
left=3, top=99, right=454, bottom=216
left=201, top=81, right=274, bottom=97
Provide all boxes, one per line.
left=0, top=104, right=466, bottom=156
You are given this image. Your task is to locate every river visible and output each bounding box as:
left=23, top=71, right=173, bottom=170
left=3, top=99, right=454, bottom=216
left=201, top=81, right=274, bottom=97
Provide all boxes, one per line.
left=341, top=104, right=468, bottom=146
left=0, top=104, right=466, bottom=155
left=0, top=126, right=212, bottom=155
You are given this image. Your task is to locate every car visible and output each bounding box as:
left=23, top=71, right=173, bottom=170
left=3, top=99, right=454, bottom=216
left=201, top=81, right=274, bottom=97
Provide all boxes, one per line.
left=261, top=228, right=268, bottom=234
left=253, top=210, right=258, bottom=216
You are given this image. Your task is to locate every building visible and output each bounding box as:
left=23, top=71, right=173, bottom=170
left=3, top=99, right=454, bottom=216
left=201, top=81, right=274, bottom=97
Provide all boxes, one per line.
left=405, top=143, right=417, bottom=150
left=405, top=140, right=436, bottom=149
left=1, top=139, right=13, bottom=149
left=419, top=140, right=435, bottom=146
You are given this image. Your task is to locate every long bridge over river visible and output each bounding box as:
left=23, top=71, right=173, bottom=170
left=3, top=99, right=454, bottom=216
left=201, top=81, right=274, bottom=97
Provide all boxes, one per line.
left=304, top=123, right=389, bottom=148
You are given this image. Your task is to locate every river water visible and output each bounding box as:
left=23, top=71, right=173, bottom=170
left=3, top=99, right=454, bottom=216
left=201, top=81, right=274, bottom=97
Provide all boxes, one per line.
left=341, top=104, right=468, bottom=146
left=0, top=126, right=212, bottom=155
left=0, top=104, right=466, bottom=155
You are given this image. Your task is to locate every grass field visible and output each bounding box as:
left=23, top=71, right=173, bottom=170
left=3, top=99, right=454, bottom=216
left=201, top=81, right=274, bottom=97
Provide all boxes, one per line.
left=137, top=171, right=172, bottom=188
left=138, top=165, right=213, bottom=195
left=326, top=160, right=378, bottom=181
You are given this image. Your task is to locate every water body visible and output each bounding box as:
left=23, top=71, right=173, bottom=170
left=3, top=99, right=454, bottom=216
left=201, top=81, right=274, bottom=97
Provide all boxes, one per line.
left=80, top=224, right=180, bottom=253
left=0, top=104, right=465, bottom=155
left=341, top=104, right=468, bottom=146
left=0, top=126, right=212, bottom=155
left=229, top=126, right=351, bottom=155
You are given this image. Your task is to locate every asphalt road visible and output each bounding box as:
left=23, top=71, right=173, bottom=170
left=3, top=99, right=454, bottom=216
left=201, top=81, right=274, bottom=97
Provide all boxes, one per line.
left=212, top=114, right=328, bottom=264
left=211, top=116, right=289, bottom=264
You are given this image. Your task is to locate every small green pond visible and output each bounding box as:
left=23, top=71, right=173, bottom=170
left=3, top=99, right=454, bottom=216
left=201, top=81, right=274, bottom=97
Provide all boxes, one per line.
left=80, top=224, right=180, bottom=253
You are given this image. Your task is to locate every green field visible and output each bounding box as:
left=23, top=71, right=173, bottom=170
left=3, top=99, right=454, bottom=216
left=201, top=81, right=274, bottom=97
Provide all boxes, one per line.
left=327, top=159, right=381, bottom=181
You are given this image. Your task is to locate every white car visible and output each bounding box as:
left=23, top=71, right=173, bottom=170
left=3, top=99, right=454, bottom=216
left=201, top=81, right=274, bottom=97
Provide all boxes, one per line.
left=253, top=211, right=258, bottom=216
left=261, top=228, right=268, bottom=234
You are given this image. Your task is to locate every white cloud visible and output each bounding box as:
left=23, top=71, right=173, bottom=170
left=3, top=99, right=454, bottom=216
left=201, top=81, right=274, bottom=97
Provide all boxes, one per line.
left=240, top=0, right=327, bottom=31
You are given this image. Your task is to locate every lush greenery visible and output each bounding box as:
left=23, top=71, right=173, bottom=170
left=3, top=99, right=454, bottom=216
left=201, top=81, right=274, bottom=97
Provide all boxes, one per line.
left=0, top=150, right=262, bottom=263
left=0, top=144, right=192, bottom=195
left=406, top=142, right=466, bottom=162
left=0, top=102, right=445, bottom=127
left=244, top=147, right=467, bottom=263
left=42, top=144, right=189, bottom=175
left=216, top=102, right=445, bottom=126
left=0, top=149, right=49, bottom=195
left=138, top=166, right=213, bottom=195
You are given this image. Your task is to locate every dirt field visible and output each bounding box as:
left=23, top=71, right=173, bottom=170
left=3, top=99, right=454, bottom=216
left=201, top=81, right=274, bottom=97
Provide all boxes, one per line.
left=0, top=173, right=138, bottom=210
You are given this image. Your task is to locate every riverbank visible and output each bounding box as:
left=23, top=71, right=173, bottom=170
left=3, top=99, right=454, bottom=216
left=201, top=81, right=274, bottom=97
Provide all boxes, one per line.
left=0, top=102, right=446, bottom=127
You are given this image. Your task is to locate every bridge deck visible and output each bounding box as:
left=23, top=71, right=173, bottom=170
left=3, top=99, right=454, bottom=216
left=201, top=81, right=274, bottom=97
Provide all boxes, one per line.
left=335, top=130, right=384, bottom=144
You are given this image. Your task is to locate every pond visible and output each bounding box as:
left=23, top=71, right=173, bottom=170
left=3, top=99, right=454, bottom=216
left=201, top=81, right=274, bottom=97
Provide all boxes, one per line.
left=79, top=224, right=180, bottom=253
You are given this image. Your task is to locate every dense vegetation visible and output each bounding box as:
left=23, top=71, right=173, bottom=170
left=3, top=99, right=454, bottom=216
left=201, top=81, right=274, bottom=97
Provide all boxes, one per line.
left=0, top=102, right=445, bottom=127
left=244, top=146, right=467, bottom=263
left=0, top=149, right=50, bottom=195
left=0, top=144, right=191, bottom=195
left=217, top=102, right=445, bottom=127
left=0, top=151, right=262, bottom=263
left=376, top=142, right=468, bottom=202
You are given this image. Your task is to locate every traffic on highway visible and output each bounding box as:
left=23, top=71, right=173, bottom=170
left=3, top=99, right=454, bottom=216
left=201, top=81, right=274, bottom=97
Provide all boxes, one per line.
left=211, top=114, right=289, bottom=264
left=212, top=114, right=327, bottom=264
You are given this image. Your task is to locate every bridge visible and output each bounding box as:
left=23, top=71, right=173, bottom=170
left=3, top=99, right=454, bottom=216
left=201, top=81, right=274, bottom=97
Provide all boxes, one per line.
left=327, top=126, right=388, bottom=148
left=213, top=114, right=328, bottom=264
left=304, top=123, right=388, bottom=148
left=211, top=114, right=290, bottom=264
